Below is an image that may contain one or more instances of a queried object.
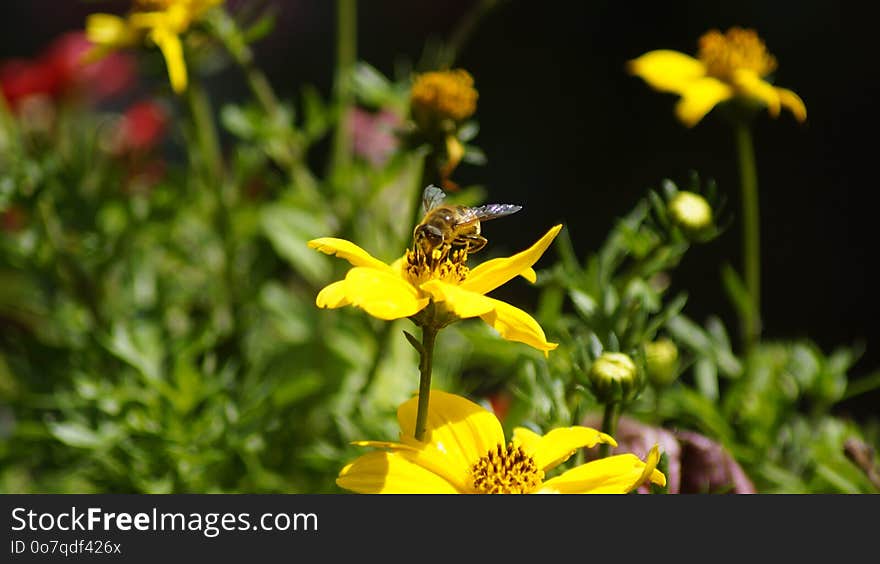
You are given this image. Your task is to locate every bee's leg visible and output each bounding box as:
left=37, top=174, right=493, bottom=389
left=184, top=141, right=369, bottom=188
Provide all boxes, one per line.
left=462, top=234, right=488, bottom=253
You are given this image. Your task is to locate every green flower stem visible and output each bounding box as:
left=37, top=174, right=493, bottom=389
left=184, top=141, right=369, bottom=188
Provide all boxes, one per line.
left=332, top=0, right=357, bottom=171
left=186, top=79, right=240, bottom=327
left=598, top=402, right=619, bottom=459
left=441, top=0, right=500, bottom=67
left=734, top=121, right=761, bottom=350
left=186, top=80, right=224, bottom=183
left=414, top=325, right=439, bottom=442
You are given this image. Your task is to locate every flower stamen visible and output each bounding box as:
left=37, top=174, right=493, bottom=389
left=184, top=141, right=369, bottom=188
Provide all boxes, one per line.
left=698, top=27, right=777, bottom=80
left=404, top=245, right=469, bottom=286
left=471, top=442, right=544, bottom=494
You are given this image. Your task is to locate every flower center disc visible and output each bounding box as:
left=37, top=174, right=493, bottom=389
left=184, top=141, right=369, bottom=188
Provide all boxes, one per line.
left=410, top=70, right=478, bottom=125
left=405, top=245, right=469, bottom=286
left=471, top=442, right=544, bottom=494
left=698, top=27, right=777, bottom=80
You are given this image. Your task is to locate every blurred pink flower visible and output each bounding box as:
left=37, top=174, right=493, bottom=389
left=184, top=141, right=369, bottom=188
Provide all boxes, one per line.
left=349, top=107, right=401, bottom=166
left=583, top=414, right=755, bottom=494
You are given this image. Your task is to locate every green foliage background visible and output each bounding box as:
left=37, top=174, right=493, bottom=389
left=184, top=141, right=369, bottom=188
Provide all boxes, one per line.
left=1, top=1, right=877, bottom=494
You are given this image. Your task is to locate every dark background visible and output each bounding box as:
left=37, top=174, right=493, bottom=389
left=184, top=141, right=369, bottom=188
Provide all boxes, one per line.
left=3, top=1, right=878, bottom=416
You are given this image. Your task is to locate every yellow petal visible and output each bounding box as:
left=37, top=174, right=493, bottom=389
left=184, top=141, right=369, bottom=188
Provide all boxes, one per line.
left=514, top=426, right=617, bottom=472
left=315, top=280, right=351, bottom=309
left=478, top=297, right=558, bottom=354
left=462, top=224, right=562, bottom=296
left=350, top=439, right=471, bottom=490
left=540, top=450, right=666, bottom=494
left=520, top=267, right=537, bottom=284
left=733, top=69, right=781, bottom=117
left=150, top=27, right=188, bottom=94
left=635, top=444, right=667, bottom=490
left=336, top=451, right=460, bottom=494
left=128, top=12, right=173, bottom=31
left=776, top=87, right=807, bottom=122
left=511, top=426, right=542, bottom=453
left=397, top=390, right=505, bottom=480
left=674, top=76, right=734, bottom=127
left=85, top=14, right=137, bottom=47
left=308, top=238, right=394, bottom=273
left=342, top=267, right=427, bottom=320
left=420, top=280, right=495, bottom=319
left=627, top=50, right=707, bottom=94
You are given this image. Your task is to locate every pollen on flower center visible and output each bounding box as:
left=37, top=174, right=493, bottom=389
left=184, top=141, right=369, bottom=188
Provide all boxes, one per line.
left=404, top=245, right=469, bottom=286
left=698, top=27, right=777, bottom=80
left=471, top=442, right=544, bottom=494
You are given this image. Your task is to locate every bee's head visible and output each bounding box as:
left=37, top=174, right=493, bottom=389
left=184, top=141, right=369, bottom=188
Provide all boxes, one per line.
left=414, top=224, right=444, bottom=253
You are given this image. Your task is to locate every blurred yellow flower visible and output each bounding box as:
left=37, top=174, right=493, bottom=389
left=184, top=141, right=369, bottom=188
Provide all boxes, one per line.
left=86, top=0, right=223, bottom=94
left=628, top=27, right=806, bottom=127
left=410, top=69, right=478, bottom=128
left=308, top=225, right=562, bottom=354
left=337, top=390, right=667, bottom=494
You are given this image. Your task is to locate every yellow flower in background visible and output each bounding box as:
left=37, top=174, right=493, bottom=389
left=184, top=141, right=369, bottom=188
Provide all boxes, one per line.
left=628, top=27, right=806, bottom=127
left=410, top=69, right=479, bottom=128
left=337, top=390, right=667, bottom=494
left=86, top=0, right=223, bottom=94
left=409, top=69, right=479, bottom=184
left=308, top=224, right=562, bottom=354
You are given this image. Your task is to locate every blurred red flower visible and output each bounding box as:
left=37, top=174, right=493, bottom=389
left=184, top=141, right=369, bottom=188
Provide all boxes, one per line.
left=1, top=31, right=135, bottom=109
left=116, top=100, right=168, bottom=154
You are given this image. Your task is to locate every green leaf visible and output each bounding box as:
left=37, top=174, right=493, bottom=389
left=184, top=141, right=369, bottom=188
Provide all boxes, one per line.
left=47, top=421, right=119, bottom=450
left=569, top=289, right=596, bottom=320
left=402, top=330, right=423, bottom=355
left=695, top=357, right=719, bottom=400
left=720, top=262, right=753, bottom=324
left=242, top=11, right=277, bottom=43
left=260, top=204, right=331, bottom=286
left=301, top=84, right=330, bottom=142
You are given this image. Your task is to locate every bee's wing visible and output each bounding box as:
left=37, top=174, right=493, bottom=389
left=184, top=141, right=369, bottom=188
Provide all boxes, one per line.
left=422, top=185, right=447, bottom=212
left=469, top=203, right=523, bottom=222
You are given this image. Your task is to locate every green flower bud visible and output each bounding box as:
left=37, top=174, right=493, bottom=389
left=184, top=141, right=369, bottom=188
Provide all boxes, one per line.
left=588, top=352, right=641, bottom=404
left=669, top=191, right=713, bottom=238
left=645, top=338, right=680, bottom=387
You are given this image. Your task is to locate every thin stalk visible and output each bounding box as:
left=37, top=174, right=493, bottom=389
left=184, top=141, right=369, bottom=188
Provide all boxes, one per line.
left=440, top=0, right=500, bottom=67
left=734, top=122, right=761, bottom=350
left=598, top=402, right=619, bottom=458
left=186, top=80, right=224, bottom=183
left=331, top=0, right=357, bottom=172
left=414, top=325, right=439, bottom=442
left=186, top=79, right=240, bottom=332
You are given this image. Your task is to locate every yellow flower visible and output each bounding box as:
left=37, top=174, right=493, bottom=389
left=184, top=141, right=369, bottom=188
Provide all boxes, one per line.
left=86, top=0, right=223, bottom=94
left=410, top=69, right=478, bottom=128
left=628, top=27, right=806, bottom=127
left=308, top=225, right=562, bottom=354
left=337, top=390, right=667, bottom=494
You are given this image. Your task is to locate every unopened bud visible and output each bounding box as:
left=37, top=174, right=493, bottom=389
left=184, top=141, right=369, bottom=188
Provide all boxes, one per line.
left=669, top=191, right=713, bottom=238
left=589, top=352, right=641, bottom=404
left=645, top=338, right=679, bottom=387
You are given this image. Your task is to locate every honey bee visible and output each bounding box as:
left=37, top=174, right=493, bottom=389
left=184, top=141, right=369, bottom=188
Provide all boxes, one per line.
left=413, top=185, right=522, bottom=255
